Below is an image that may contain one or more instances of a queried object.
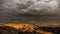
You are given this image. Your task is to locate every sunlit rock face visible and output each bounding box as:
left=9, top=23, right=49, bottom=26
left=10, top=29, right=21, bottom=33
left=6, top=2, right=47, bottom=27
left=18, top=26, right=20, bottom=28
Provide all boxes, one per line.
left=0, top=0, right=60, bottom=15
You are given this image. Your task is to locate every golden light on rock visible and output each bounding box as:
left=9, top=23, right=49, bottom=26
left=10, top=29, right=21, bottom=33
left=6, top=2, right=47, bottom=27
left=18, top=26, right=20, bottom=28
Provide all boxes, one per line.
left=0, top=23, right=59, bottom=34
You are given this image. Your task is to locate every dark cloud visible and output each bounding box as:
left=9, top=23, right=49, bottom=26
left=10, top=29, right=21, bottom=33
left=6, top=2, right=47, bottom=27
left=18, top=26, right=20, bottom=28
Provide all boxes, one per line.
left=0, top=0, right=60, bottom=23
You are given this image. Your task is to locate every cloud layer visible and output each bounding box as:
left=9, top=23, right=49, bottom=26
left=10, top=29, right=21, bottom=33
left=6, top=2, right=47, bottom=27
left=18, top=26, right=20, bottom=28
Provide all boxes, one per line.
left=0, top=0, right=60, bottom=22
left=0, top=0, right=60, bottom=15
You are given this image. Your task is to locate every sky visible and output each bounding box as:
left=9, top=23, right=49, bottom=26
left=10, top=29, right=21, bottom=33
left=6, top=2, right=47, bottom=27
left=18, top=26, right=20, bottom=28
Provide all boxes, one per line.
left=0, top=0, right=60, bottom=14
left=0, top=0, right=60, bottom=23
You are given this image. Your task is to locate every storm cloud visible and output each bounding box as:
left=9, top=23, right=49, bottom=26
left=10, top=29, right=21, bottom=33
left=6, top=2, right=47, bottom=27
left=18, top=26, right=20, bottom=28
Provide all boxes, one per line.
left=0, top=0, right=60, bottom=14
left=0, top=0, right=60, bottom=22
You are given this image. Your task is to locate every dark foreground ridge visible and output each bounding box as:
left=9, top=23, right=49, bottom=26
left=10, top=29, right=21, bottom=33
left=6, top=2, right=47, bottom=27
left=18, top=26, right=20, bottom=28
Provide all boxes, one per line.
left=0, top=25, right=60, bottom=34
